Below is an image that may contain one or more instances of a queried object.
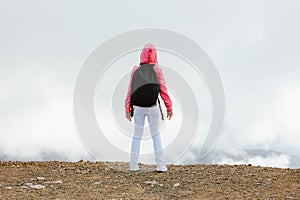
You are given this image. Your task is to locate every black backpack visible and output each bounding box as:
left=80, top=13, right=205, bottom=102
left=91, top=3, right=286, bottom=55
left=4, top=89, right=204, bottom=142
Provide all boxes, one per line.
left=130, top=64, right=164, bottom=120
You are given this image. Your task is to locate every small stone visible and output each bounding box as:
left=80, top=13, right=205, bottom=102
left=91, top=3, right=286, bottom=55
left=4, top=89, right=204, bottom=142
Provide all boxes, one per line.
left=5, top=186, right=12, bottom=189
left=30, top=184, right=45, bottom=189
left=24, top=183, right=33, bottom=186
left=145, top=180, right=158, bottom=187
left=173, top=183, right=180, bottom=187
left=37, top=177, right=45, bottom=181
left=145, top=180, right=157, bottom=185
left=45, top=180, right=63, bottom=184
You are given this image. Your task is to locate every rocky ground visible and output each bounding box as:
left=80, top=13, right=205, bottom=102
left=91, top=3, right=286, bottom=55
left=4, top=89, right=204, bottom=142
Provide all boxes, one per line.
left=0, top=161, right=299, bottom=199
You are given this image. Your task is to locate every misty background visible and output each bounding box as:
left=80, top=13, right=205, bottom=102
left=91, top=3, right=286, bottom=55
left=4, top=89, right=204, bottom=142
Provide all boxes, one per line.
left=1, top=0, right=300, bottom=168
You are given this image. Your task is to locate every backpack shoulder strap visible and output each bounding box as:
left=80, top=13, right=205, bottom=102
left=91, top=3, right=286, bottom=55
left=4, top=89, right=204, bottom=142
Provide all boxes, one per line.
left=158, top=98, right=164, bottom=120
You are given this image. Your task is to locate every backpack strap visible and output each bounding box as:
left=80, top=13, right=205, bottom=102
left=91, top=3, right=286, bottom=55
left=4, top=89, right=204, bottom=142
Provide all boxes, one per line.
left=130, top=103, right=134, bottom=117
left=158, top=98, right=164, bottom=120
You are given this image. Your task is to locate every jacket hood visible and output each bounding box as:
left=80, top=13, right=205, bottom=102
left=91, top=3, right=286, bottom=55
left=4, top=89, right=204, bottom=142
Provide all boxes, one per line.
left=140, top=43, right=157, bottom=65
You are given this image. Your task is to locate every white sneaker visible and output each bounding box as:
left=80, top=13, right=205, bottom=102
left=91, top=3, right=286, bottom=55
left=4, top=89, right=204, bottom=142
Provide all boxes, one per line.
left=156, top=165, right=167, bottom=172
left=130, top=163, right=139, bottom=172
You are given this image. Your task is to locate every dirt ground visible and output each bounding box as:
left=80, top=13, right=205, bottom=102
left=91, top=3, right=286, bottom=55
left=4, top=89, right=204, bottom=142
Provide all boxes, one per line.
left=0, top=161, right=299, bottom=199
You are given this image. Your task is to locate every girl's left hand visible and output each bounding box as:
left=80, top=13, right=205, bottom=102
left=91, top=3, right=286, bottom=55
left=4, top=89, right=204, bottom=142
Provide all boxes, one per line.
left=126, top=112, right=132, bottom=121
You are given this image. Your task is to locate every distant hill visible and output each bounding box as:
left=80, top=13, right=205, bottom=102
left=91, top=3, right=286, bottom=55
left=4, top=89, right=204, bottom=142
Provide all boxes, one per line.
left=182, top=148, right=300, bottom=168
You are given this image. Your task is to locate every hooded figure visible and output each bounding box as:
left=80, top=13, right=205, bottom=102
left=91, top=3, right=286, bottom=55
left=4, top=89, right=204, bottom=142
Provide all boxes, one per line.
left=125, top=43, right=173, bottom=172
left=125, top=43, right=172, bottom=114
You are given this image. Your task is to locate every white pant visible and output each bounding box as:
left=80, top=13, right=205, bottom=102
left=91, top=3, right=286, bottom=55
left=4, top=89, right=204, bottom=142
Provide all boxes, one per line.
left=130, top=105, right=167, bottom=171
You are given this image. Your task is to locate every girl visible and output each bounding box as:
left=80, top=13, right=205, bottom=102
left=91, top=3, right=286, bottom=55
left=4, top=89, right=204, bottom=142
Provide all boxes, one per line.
left=125, top=43, right=173, bottom=172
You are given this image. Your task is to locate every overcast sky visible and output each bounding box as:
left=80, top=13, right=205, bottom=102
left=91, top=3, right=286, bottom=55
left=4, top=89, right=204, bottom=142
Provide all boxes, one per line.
left=1, top=0, right=300, bottom=164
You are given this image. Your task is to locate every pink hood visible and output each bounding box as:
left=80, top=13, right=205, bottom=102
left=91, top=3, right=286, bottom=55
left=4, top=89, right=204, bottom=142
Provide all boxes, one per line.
left=140, top=43, right=157, bottom=65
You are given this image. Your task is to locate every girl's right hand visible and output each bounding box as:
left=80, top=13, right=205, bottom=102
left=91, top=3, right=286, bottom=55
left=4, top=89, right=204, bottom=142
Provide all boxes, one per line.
left=167, top=110, right=173, bottom=120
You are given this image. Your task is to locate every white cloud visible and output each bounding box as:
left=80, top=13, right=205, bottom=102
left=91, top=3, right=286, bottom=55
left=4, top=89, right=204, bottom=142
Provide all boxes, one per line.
left=1, top=0, right=300, bottom=163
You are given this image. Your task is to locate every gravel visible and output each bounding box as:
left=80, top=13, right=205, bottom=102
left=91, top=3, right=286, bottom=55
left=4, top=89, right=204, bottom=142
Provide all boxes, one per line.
left=0, top=161, right=299, bottom=199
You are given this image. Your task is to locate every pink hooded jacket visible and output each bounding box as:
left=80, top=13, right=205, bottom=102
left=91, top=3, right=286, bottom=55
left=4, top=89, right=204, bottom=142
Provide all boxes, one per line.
left=125, top=43, right=173, bottom=113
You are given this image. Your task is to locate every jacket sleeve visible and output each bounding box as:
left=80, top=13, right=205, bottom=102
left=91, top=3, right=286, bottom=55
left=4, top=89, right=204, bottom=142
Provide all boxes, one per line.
left=155, top=67, right=173, bottom=112
left=125, top=66, right=138, bottom=113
